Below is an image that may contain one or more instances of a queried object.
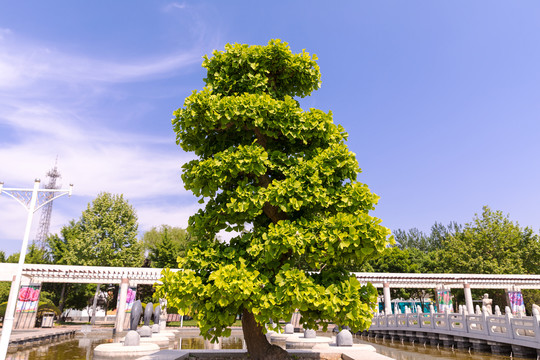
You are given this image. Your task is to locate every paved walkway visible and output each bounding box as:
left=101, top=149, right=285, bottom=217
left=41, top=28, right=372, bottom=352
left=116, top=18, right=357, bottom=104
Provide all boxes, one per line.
left=7, top=326, right=80, bottom=352
left=10, top=327, right=77, bottom=341
left=139, top=347, right=393, bottom=360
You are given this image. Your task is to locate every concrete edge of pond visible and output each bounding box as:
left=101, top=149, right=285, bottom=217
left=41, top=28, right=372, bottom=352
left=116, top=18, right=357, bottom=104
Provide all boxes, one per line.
left=138, top=344, right=394, bottom=360
left=94, top=342, right=161, bottom=359
left=7, top=328, right=77, bottom=352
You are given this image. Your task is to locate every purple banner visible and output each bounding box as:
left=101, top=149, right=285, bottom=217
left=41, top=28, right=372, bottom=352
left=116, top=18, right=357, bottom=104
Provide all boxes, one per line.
left=507, top=291, right=525, bottom=315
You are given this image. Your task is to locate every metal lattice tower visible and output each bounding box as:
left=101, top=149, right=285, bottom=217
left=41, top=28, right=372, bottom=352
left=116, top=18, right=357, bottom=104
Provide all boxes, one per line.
left=34, top=163, right=62, bottom=248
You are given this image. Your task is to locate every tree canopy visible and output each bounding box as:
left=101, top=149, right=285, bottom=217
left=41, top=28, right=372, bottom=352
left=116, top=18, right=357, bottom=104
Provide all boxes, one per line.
left=378, top=206, right=540, bottom=313
left=157, top=40, right=391, bottom=359
left=48, top=192, right=142, bottom=267
left=45, top=193, right=143, bottom=312
left=142, top=225, right=192, bottom=268
left=436, top=206, right=536, bottom=275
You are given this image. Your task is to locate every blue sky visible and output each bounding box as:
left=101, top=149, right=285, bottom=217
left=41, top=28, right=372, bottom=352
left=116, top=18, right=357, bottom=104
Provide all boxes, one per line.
left=1, top=1, right=540, bottom=256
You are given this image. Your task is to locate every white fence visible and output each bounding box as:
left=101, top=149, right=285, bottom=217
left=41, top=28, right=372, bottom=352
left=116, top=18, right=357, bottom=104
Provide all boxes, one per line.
left=369, top=310, right=540, bottom=350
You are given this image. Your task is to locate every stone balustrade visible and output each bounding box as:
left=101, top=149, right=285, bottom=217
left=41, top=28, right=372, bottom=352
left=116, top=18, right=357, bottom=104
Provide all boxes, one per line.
left=367, top=309, right=540, bottom=357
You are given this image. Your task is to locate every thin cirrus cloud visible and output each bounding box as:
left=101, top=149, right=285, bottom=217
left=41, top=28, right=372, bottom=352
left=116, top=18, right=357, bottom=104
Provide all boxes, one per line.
left=0, top=85, right=193, bottom=200
left=0, top=26, right=196, bottom=182
left=0, top=28, right=202, bottom=88
left=163, top=2, right=187, bottom=12
left=0, top=27, right=203, bottom=254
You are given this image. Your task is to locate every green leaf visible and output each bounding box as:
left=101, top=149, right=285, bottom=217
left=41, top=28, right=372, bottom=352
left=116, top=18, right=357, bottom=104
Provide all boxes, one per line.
left=162, top=39, right=392, bottom=348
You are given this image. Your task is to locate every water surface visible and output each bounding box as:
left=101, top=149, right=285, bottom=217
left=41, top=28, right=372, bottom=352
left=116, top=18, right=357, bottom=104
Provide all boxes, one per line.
left=7, top=328, right=244, bottom=360
left=7, top=328, right=526, bottom=360
left=356, top=334, right=517, bottom=360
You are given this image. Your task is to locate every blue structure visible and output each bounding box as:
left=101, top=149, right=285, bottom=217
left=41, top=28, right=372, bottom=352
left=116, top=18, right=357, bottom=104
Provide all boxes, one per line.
left=379, top=300, right=433, bottom=314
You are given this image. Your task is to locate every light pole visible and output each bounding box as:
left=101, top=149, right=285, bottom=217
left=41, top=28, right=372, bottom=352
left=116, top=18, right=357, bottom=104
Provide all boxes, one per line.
left=0, top=179, right=73, bottom=358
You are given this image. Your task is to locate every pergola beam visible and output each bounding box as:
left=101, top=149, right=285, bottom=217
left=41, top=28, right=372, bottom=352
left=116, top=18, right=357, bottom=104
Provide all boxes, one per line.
left=1, top=264, right=539, bottom=290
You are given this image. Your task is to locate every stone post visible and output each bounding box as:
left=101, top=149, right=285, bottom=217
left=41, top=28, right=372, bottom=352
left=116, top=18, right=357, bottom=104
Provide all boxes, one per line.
left=115, top=277, right=129, bottom=332
left=463, top=282, right=474, bottom=315
left=504, top=307, right=513, bottom=340
left=533, top=313, right=540, bottom=344
left=383, top=283, right=392, bottom=315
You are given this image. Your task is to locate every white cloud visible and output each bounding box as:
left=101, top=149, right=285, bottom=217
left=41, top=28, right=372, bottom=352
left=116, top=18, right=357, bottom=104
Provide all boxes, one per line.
left=0, top=30, right=201, bottom=92
left=0, top=28, right=11, bottom=39
left=0, top=27, right=204, bottom=255
left=136, top=201, right=201, bottom=232
left=163, top=2, right=187, bottom=12
left=0, top=100, right=194, bottom=200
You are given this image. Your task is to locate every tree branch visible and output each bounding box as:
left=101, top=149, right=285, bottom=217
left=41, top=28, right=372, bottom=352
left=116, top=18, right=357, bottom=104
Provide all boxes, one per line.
left=253, top=127, right=288, bottom=224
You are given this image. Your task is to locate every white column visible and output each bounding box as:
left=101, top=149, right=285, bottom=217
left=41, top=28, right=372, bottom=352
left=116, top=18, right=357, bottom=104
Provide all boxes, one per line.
left=464, top=282, right=474, bottom=314
left=383, top=282, right=392, bottom=315
left=0, top=181, right=40, bottom=358
left=90, top=283, right=101, bottom=325
left=115, top=277, right=129, bottom=332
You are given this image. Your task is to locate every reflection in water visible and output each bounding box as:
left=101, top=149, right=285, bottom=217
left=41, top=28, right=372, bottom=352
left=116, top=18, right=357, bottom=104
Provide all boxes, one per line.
left=180, top=337, right=205, bottom=349
left=356, top=335, right=516, bottom=360
left=180, top=336, right=244, bottom=350
left=7, top=329, right=244, bottom=360
left=7, top=331, right=112, bottom=360
left=10, top=328, right=523, bottom=360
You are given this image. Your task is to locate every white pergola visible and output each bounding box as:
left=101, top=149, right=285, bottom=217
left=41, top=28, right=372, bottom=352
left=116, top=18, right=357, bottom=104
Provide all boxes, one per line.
left=0, top=263, right=170, bottom=285
left=0, top=263, right=177, bottom=334
left=353, top=272, right=540, bottom=316
left=2, top=263, right=540, bottom=332
left=353, top=272, right=540, bottom=289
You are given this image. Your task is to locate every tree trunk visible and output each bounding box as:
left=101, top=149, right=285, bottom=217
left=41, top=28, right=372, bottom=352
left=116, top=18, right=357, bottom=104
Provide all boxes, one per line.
left=58, top=283, right=67, bottom=315
left=241, top=308, right=289, bottom=360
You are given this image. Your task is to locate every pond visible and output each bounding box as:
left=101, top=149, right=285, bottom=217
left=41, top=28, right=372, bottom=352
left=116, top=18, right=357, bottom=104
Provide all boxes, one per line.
left=356, top=334, right=518, bottom=360
left=6, top=327, right=522, bottom=360
left=6, top=328, right=244, bottom=360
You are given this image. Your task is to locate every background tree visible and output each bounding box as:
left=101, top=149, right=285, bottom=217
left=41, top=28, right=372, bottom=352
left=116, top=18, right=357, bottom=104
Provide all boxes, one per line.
left=356, top=245, right=434, bottom=307
left=0, top=247, right=55, bottom=312
left=436, top=206, right=529, bottom=275
left=58, top=192, right=142, bottom=267
left=389, top=206, right=540, bottom=313
left=46, top=193, right=143, bottom=315
left=394, top=222, right=460, bottom=253
left=157, top=40, right=391, bottom=359
left=0, top=277, right=9, bottom=306
left=141, top=225, right=192, bottom=268
left=0, top=251, right=7, bottom=305
left=3, top=244, right=50, bottom=264
left=434, top=206, right=538, bottom=309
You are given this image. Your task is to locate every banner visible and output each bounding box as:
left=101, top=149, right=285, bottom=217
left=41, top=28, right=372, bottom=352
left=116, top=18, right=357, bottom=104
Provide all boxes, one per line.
left=16, top=285, right=41, bottom=313
left=116, top=286, right=137, bottom=313
left=507, top=291, right=526, bottom=315
left=125, top=287, right=136, bottom=313
left=436, top=289, right=453, bottom=313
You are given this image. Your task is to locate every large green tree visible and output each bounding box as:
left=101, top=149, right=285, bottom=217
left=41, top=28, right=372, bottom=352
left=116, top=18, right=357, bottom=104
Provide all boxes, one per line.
left=436, top=206, right=532, bottom=274
left=434, top=206, right=540, bottom=311
left=49, top=193, right=142, bottom=267
left=157, top=40, right=391, bottom=359
left=46, top=193, right=142, bottom=313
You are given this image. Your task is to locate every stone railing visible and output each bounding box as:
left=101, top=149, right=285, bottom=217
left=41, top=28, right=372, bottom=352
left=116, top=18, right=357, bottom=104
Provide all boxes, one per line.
left=368, top=308, right=540, bottom=350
